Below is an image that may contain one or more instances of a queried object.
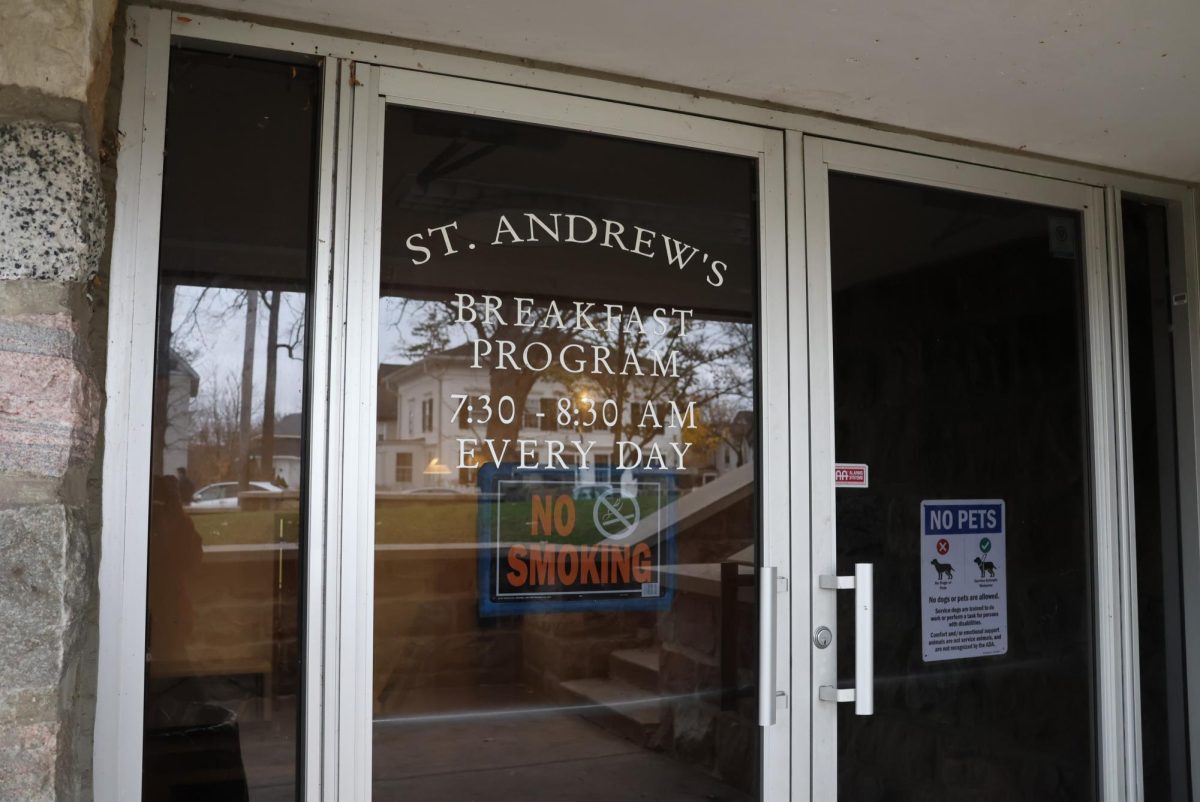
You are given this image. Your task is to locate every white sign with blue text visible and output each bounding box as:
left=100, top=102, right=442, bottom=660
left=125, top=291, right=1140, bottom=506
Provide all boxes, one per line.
left=920, top=499, right=1008, bottom=662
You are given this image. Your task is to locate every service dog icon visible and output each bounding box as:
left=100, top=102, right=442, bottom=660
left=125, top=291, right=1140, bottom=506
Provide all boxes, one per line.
left=974, top=556, right=997, bottom=578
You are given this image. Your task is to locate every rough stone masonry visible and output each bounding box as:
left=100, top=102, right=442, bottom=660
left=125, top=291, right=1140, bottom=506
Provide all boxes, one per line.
left=0, top=1, right=119, bottom=799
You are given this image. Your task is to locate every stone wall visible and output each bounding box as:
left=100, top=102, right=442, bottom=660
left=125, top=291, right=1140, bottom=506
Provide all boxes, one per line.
left=0, top=1, right=118, bottom=799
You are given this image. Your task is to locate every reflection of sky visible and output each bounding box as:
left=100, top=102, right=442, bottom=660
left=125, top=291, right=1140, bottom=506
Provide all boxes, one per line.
left=377, top=296, right=696, bottom=362
left=171, top=286, right=308, bottom=419
left=379, top=297, right=456, bottom=364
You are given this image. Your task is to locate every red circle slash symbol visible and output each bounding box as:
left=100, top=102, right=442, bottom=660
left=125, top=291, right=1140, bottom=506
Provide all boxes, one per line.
left=936, top=539, right=950, bottom=556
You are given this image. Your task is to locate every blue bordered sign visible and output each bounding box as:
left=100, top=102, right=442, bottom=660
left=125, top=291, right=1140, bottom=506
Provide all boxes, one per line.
left=477, top=463, right=676, bottom=616
left=920, top=499, right=1008, bottom=662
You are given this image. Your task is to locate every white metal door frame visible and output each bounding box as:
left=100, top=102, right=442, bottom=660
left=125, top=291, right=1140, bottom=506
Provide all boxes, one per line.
left=798, top=134, right=1130, bottom=802
left=1107, top=183, right=1200, bottom=801
left=335, top=62, right=796, bottom=801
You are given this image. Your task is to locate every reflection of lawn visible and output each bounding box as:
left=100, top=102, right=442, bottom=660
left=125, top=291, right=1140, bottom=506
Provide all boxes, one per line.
left=192, top=493, right=668, bottom=547
left=190, top=510, right=289, bottom=546
left=376, top=502, right=478, bottom=545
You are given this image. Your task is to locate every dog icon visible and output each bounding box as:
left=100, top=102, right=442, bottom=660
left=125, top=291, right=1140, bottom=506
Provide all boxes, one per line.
left=974, top=557, right=997, bottom=578
left=930, top=559, right=954, bottom=580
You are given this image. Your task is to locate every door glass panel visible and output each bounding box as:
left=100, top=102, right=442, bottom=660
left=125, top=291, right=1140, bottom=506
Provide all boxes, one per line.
left=828, top=172, right=1097, bottom=800
left=372, top=106, right=763, bottom=800
left=142, top=48, right=319, bottom=800
left=1123, top=198, right=1191, bottom=801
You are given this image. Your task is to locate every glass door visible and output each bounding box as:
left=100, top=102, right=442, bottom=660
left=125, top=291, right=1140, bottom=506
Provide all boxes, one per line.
left=802, top=137, right=1131, bottom=800
left=337, top=66, right=792, bottom=801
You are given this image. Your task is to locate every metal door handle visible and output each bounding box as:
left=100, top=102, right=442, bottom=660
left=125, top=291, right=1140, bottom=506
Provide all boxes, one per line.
left=817, top=563, right=874, bottom=715
left=758, top=566, right=787, bottom=726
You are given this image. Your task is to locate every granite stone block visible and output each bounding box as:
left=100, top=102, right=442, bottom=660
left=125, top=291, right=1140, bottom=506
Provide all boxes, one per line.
left=0, top=721, right=57, bottom=801
left=0, top=121, right=105, bottom=282
left=0, top=299, right=99, bottom=479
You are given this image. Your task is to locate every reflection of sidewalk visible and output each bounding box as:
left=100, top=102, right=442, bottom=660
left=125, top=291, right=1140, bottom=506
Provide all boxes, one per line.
left=373, top=685, right=751, bottom=802
left=203, top=542, right=299, bottom=553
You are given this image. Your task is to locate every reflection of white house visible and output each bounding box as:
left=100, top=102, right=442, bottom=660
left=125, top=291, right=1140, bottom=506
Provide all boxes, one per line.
left=714, top=409, right=755, bottom=477
left=251, top=412, right=303, bottom=488
left=162, top=349, right=200, bottom=475
left=376, top=346, right=686, bottom=491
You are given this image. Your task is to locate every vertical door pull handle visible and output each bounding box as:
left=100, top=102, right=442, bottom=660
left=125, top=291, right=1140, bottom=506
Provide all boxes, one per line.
left=817, top=563, right=874, bottom=715
left=758, top=567, right=787, bottom=726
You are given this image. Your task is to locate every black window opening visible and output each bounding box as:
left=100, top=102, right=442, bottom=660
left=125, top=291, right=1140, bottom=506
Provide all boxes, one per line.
left=1123, top=198, right=1192, bottom=802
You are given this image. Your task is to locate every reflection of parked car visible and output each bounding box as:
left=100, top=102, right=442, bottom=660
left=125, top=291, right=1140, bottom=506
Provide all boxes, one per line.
left=188, top=481, right=282, bottom=510
left=572, top=483, right=613, bottom=501
left=397, top=487, right=469, bottom=499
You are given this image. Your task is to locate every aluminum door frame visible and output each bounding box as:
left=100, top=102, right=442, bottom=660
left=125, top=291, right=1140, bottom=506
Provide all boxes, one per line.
left=798, top=134, right=1127, bottom=802
left=336, top=63, right=796, bottom=801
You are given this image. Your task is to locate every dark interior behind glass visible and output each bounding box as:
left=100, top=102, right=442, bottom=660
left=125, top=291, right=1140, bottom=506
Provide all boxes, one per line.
left=830, top=172, right=1098, bottom=801
left=142, top=47, right=319, bottom=801
left=1123, top=198, right=1192, bottom=802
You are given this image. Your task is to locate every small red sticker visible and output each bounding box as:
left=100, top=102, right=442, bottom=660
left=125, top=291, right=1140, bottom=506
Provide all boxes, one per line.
left=835, top=463, right=869, bottom=488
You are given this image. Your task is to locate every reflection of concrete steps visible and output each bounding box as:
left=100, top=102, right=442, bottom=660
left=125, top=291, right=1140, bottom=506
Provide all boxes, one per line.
left=560, top=648, right=662, bottom=747
left=610, top=647, right=659, bottom=689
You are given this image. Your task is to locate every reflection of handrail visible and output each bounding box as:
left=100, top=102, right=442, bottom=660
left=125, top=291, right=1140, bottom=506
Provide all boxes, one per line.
left=624, top=463, right=754, bottom=548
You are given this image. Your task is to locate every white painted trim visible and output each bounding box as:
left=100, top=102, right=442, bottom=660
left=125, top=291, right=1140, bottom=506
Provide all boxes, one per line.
left=1105, top=187, right=1144, bottom=802
left=801, top=136, right=838, bottom=802
left=94, top=8, right=171, bottom=801
left=803, top=136, right=1128, bottom=801
left=299, top=56, right=343, bottom=802
left=759, top=126, right=794, bottom=802
left=783, top=129, right=812, bottom=800
left=309, top=56, right=355, bottom=801
left=164, top=9, right=1195, bottom=197
left=1084, top=182, right=1130, bottom=802
left=339, top=61, right=385, bottom=801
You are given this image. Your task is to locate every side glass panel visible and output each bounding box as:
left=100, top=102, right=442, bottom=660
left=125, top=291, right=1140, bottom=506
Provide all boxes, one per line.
left=142, top=48, right=319, bottom=800
left=828, top=172, right=1098, bottom=799
left=1123, top=198, right=1192, bottom=802
left=371, top=107, right=763, bottom=800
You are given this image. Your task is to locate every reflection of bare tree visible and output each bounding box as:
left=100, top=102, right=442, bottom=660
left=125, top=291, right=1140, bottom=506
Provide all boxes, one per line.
left=151, top=283, right=177, bottom=477
left=261, top=290, right=306, bottom=483
left=161, top=350, right=199, bottom=464
left=558, top=314, right=754, bottom=457
left=690, top=397, right=754, bottom=467
left=167, top=286, right=255, bottom=482
left=190, top=370, right=255, bottom=483
left=280, top=293, right=306, bottom=360
left=390, top=298, right=755, bottom=466
left=238, top=292, right=259, bottom=490
left=166, top=286, right=306, bottom=486
left=399, top=301, right=575, bottom=448
left=261, top=291, right=280, bottom=483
